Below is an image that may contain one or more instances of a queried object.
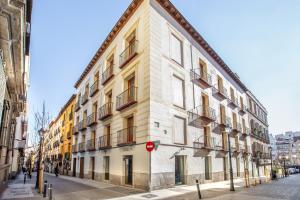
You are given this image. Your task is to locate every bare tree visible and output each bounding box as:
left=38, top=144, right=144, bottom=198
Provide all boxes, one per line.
left=32, top=101, right=50, bottom=192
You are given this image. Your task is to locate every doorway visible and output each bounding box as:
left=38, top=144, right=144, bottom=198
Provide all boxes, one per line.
left=73, top=158, right=76, bottom=177
left=175, top=156, right=186, bottom=185
left=124, top=155, right=133, bottom=185
left=127, top=116, right=134, bottom=143
left=80, top=157, right=84, bottom=178
left=204, top=156, right=212, bottom=180
left=90, top=157, right=95, bottom=180
left=104, top=156, right=110, bottom=180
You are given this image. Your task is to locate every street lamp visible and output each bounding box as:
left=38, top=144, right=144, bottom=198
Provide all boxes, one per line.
left=268, top=146, right=273, bottom=180
left=225, top=127, right=235, bottom=191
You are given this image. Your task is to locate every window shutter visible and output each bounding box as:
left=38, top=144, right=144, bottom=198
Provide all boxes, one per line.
left=172, top=76, right=184, bottom=107
left=174, top=117, right=185, bottom=144
left=171, top=34, right=182, bottom=65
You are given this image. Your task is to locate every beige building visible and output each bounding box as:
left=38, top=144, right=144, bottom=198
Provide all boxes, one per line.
left=71, top=0, right=270, bottom=190
left=0, top=0, right=32, bottom=186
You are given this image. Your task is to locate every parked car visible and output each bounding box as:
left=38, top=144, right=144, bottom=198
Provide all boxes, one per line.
left=288, top=168, right=296, bottom=174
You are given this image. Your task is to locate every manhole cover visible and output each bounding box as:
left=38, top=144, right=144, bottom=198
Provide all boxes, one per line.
left=141, top=193, right=158, bottom=198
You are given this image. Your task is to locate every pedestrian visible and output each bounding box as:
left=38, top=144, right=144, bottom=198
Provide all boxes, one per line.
left=54, top=165, right=59, bottom=177
left=24, top=172, right=27, bottom=184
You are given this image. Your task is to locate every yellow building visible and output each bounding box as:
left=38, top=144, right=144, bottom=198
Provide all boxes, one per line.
left=58, top=94, right=76, bottom=175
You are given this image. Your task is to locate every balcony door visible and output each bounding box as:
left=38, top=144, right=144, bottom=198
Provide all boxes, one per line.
left=204, top=126, right=210, bottom=148
left=126, top=30, right=136, bottom=55
left=105, top=125, right=111, bottom=146
left=93, top=102, right=98, bottom=120
left=127, top=75, right=135, bottom=101
left=230, top=87, right=235, bottom=101
left=201, top=93, right=209, bottom=116
left=106, top=91, right=112, bottom=103
left=199, top=59, right=207, bottom=78
left=127, top=116, right=134, bottom=143
left=217, top=76, right=223, bottom=90
left=83, top=110, right=87, bottom=123
left=222, top=132, right=227, bottom=150
left=232, top=112, right=237, bottom=128
left=220, top=105, right=225, bottom=124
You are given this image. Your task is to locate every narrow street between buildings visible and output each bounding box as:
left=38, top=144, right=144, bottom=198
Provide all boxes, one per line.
left=1, top=173, right=300, bottom=200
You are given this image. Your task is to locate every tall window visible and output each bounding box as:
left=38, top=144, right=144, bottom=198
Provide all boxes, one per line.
left=174, top=116, right=186, bottom=144
left=170, top=33, right=183, bottom=65
left=172, top=76, right=184, bottom=108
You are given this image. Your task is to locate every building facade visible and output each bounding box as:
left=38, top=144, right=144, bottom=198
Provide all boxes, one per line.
left=69, top=0, right=270, bottom=190
left=0, top=0, right=32, bottom=186
left=58, top=95, right=75, bottom=175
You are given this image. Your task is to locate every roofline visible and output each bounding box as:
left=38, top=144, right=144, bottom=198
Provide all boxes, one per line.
left=73, top=0, right=267, bottom=111
left=58, top=94, right=76, bottom=116
left=74, top=0, right=144, bottom=88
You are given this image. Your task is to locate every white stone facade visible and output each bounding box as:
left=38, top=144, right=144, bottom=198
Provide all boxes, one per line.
left=71, top=0, right=270, bottom=190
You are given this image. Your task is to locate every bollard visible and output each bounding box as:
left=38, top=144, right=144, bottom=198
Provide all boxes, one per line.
left=48, top=184, right=53, bottom=200
left=43, top=180, right=47, bottom=197
left=196, top=179, right=202, bottom=199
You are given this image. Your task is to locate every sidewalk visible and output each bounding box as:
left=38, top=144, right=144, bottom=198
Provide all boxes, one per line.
left=0, top=172, right=42, bottom=200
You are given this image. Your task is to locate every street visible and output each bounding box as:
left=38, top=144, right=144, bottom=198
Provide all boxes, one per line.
left=1, top=173, right=300, bottom=200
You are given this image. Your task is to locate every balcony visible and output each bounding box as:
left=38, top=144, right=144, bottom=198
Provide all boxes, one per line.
left=98, top=134, right=112, bottom=150
left=119, top=40, right=138, bottom=68
left=231, top=145, right=240, bottom=157
left=78, top=142, right=86, bottom=152
left=193, top=136, right=215, bottom=157
left=215, top=144, right=229, bottom=158
left=241, top=146, right=250, bottom=157
left=75, top=100, right=80, bottom=112
left=90, top=80, right=99, bottom=97
left=117, top=126, right=136, bottom=147
left=239, top=104, right=247, bottom=115
left=240, top=128, right=250, bottom=140
left=73, top=124, right=79, bottom=135
left=86, top=139, right=96, bottom=151
left=67, top=131, right=72, bottom=139
left=231, top=122, right=242, bottom=136
left=102, top=64, right=114, bottom=85
left=81, top=93, right=89, bottom=105
left=78, top=119, right=87, bottom=131
left=212, top=85, right=227, bottom=100
left=227, top=96, right=239, bottom=108
left=87, top=112, right=97, bottom=127
left=72, top=144, right=78, bottom=153
left=116, top=86, right=137, bottom=111
left=219, top=116, right=232, bottom=129
left=190, top=69, right=212, bottom=89
left=188, top=105, right=216, bottom=128
left=98, top=102, right=113, bottom=120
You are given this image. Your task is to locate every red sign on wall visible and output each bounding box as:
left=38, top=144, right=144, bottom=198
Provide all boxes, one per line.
left=146, top=141, right=155, bottom=152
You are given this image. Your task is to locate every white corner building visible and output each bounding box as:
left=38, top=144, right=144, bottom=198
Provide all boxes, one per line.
left=71, top=0, right=270, bottom=190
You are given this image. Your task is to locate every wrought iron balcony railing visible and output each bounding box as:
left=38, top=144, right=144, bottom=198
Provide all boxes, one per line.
left=98, top=134, right=112, bottom=150
left=102, top=64, right=114, bottom=85
left=87, top=112, right=97, bottom=127
left=98, top=102, right=113, bottom=120
left=117, top=126, right=136, bottom=146
left=119, top=40, right=138, bottom=68
left=188, top=105, right=216, bottom=128
left=190, top=69, right=212, bottom=89
left=90, top=80, right=99, bottom=97
left=116, top=86, right=137, bottom=111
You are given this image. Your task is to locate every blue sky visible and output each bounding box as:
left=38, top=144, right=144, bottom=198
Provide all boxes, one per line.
left=28, top=0, right=300, bottom=143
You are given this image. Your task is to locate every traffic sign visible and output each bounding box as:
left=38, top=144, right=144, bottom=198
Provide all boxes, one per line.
left=146, top=141, right=155, bottom=152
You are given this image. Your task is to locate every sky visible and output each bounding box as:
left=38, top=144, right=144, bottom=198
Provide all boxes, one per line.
left=28, top=0, right=300, bottom=143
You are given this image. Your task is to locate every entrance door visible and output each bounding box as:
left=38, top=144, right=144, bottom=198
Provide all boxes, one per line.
left=175, top=156, right=185, bottom=185
left=124, top=155, right=133, bottom=185
left=223, top=157, right=228, bottom=180
left=91, top=157, right=95, bottom=180
left=80, top=157, right=84, bottom=178
left=104, top=156, right=110, bottom=180
left=73, top=158, right=76, bottom=177
left=204, top=156, right=211, bottom=180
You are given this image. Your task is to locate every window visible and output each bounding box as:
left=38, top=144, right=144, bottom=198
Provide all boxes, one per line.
left=174, top=116, right=186, bottom=144
left=170, top=33, right=183, bottom=65
left=172, top=76, right=184, bottom=108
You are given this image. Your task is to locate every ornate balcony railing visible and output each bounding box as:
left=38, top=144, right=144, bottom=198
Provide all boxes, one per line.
left=81, top=92, right=89, bottom=105
left=102, top=64, right=114, bottom=85
left=190, top=69, right=212, bottom=89
left=90, top=80, right=99, bottom=97
left=98, top=134, right=112, bottom=150
left=72, top=144, right=78, bottom=153
left=212, top=85, right=228, bottom=100
left=119, top=40, right=138, bottom=68
left=98, top=102, right=113, bottom=120
left=117, top=126, right=136, bottom=146
left=188, top=105, right=216, bottom=128
left=193, top=136, right=215, bottom=157
left=116, top=86, right=137, bottom=111
left=78, top=142, right=86, bottom=152
left=239, top=104, right=247, bottom=115
left=227, top=96, right=239, bottom=108
left=73, top=124, right=79, bottom=135
left=86, top=139, right=96, bottom=151
left=87, top=112, right=97, bottom=127
left=78, top=119, right=87, bottom=131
